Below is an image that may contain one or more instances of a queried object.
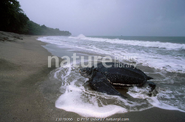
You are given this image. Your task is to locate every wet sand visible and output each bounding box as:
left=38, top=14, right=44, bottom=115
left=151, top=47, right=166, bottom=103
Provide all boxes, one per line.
left=0, top=31, right=71, bottom=122
left=0, top=31, right=185, bottom=122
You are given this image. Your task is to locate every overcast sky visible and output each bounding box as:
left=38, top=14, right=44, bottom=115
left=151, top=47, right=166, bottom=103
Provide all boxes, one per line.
left=18, top=0, right=185, bottom=36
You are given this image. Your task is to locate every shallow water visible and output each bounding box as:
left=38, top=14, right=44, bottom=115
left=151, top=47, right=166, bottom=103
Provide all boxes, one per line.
left=38, top=35, right=185, bottom=73
left=38, top=35, right=185, bottom=117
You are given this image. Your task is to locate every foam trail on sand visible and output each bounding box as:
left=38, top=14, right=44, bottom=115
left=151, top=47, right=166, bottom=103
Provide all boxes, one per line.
left=55, top=93, right=126, bottom=118
left=54, top=63, right=127, bottom=117
left=53, top=63, right=154, bottom=118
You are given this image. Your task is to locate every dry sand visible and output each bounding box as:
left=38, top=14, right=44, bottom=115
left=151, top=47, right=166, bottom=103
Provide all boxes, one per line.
left=0, top=31, right=185, bottom=122
left=0, top=31, right=64, bottom=122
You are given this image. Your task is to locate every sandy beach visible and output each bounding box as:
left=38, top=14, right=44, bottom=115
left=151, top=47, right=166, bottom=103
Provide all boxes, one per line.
left=0, top=31, right=58, bottom=122
left=0, top=31, right=185, bottom=122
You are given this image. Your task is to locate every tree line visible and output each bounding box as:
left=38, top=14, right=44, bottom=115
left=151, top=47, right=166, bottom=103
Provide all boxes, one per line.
left=0, top=0, right=71, bottom=36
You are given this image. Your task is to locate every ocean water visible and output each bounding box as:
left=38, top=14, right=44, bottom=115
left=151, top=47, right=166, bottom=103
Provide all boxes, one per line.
left=38, top=35, right=185, bottom=117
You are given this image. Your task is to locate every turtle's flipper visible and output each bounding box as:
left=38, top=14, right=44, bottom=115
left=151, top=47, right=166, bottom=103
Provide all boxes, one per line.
left=147, top=76, right=153, bottom=80
left=146, top=81, right=156, bottom=92
left=90, top=73, right=127, bottom=99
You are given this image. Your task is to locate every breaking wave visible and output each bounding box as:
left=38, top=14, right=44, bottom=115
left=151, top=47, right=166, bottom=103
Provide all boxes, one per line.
left=38, top=35, right=185, bottom=73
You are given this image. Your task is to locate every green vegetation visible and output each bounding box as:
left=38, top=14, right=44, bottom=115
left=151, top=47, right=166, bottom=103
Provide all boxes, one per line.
left=0, top=0, right=71, bottom=36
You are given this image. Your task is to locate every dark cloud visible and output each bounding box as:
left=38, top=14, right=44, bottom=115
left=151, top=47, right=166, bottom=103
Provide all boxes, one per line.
left=18, top=0, right=185, bottom=36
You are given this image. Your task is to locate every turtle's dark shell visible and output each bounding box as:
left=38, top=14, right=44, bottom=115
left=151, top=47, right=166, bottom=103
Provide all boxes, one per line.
left=94, top=62, right=153, bottom=87
left=79, top=62, right=155, bottom=98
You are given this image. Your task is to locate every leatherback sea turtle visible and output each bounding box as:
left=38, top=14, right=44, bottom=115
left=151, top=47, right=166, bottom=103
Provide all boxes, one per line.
left=79, top=62, right=156, bottom=98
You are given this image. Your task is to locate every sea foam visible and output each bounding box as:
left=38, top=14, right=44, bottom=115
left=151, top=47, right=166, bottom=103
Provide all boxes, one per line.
left=52, top=64, right=185, bottom=118
left=71, top=36, right=185, bottom=50
left=38, top=35, right=185, bottom=73
left=38, top=35, right=185, bottom=117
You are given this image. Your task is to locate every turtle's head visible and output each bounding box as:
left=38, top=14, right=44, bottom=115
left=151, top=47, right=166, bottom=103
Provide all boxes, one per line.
left=79, top=67, right=93, bottom=78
